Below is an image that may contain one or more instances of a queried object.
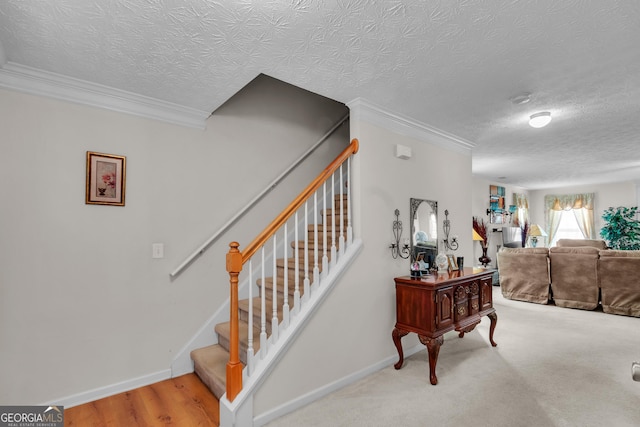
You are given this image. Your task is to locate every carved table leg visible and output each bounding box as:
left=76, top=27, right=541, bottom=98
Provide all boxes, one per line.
left=419, top=335, right=444, bottom=385
left=392, top=328, right=409, bottom=369
left=488, top=311, right=498, bottom=347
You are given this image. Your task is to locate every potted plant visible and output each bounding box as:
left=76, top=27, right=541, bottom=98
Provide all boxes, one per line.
left=600, top=206, right=640, bottom=250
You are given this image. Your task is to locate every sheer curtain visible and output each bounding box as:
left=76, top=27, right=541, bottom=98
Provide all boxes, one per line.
left=544, top=193, right=595, bottom=244
left=512, top=193, right=529, bottom=226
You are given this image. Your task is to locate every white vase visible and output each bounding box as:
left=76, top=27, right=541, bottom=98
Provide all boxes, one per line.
left=435, top=252, right=448, bottom=272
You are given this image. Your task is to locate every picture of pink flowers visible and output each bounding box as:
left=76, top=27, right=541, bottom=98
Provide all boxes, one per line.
left=86, top=151, right=126, bottom=206
left=97, top=162, right=117, bottom=198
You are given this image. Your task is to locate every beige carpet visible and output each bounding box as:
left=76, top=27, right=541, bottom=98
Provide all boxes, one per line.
left=267, top=287, right=640, bottom=427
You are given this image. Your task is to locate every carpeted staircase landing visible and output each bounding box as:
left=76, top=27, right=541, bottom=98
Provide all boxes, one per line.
left=191, top=194, right=348, bottom=400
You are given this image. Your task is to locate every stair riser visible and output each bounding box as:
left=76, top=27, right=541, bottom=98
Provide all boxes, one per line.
left=239, top=310, right=278, bottom=331
left=259, top=285, right=300, bottom=302
left=239, top=301, right=285, bottom=331
left=216, top=335, right=251, bottom=365
left=303, top=231, right=344, bottom=247
left=278, top=256, right=330, bottom=268
left=309, top=196, right=347, bottom=212
left=276, top=263, right=322, bottom=287
left=322, top=216, right=349, bottom=229
left=257, top=273, right=306, bottom=289
left=258, top=264, right=321, bottom=282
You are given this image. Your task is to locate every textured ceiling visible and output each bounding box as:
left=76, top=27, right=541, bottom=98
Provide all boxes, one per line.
left=1, top=0, right=640, bottom=190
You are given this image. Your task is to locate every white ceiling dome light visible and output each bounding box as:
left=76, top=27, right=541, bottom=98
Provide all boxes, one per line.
left=529, top=111, right=552, bottom=128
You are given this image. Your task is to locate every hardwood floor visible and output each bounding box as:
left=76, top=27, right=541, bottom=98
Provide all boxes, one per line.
left=64, top=374, right=219, bottom=426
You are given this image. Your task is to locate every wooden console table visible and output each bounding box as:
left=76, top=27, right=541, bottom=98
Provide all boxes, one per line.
left=393, top=268, right=497, bottom=385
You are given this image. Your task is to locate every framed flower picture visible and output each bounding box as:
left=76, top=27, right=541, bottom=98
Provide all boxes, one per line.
left=86, top=151, right=126, bottom=206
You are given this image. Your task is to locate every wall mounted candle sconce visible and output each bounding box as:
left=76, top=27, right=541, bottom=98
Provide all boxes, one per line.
left=390, top=208, right=410, bottom=259
left=505, top=205, right=517, bottom=223
left=442, top=209, right=458, bottom=251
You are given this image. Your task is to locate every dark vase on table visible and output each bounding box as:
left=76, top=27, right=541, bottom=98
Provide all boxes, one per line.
left=479, top=244, right=491, bottom=267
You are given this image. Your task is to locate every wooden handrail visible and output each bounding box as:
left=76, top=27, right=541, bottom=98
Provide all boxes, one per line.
left=225, top=138, right=359, bottom=402
left=241, top=138, right=359, bottom=263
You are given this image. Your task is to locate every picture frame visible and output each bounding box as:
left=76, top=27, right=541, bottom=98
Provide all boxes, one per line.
left=447, top=254, right=459, bottom=271
left=86, top=151, right=126, bottom=206
left=416, top=251, right=428, bottom=271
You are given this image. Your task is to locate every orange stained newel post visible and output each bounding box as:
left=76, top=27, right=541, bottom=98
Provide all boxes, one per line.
left=226, top=241, right=243, bottom=401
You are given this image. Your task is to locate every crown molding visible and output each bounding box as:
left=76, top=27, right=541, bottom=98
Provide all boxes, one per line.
left=346, top=97, right=475, bottom=155
left=0, top=62, right=209, bottom=129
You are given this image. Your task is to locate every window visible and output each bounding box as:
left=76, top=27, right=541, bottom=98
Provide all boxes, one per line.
left=549, top=211, right=586, bottom=246
left=544, top=193, right=595, bottom=244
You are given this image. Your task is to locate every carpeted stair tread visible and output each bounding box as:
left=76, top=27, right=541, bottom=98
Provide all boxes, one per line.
left=257, top=276, right=309, bottom=297
left=239, top=297, right=286, bottom=327
left=277, top=257, right=328, bottom=270
left=190, top=344, right=231, bottom=400
left=290, top=240, right=340, bottom=251
left=266, top=269, right=308, bottom=284
left=215, top=320, right=263, bottom=364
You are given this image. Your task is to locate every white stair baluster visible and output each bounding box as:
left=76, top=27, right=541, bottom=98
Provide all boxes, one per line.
left=303, top=202, right=310, bottom=304
left=260, top=247, right=267, bottom=359
left=293, top=212, right=301, bottom=315
left=330, top=173, right=337, bottom=269
left=339, top=164, right=345, bottom=258
left=347, top=157, right=353, bottom=247
left=272, top=236, right=279, bottom=343
left=322, top=181, right=329, bottom=279
left=247, top=260, right=254, bottom=375
left=282, top=222, right=290, bottom=328
left=313, top=191, right=320, bottom=287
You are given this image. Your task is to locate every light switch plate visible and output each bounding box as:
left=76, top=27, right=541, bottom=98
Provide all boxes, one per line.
left=152, top=243, right=164, bottom=259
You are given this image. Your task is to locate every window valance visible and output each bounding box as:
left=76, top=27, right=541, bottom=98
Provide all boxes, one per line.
left=513, top=193, right=529, bottom=209
left=545, top=193, right=594, bottom=211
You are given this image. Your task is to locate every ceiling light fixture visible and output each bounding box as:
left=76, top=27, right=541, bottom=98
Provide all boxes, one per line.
left=529, top=111, right=552, bottom=128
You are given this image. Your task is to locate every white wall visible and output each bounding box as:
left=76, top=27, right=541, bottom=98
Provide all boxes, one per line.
left=253, top=110, right=474, bottom=415
left=0, top=77, right=349, bottom=405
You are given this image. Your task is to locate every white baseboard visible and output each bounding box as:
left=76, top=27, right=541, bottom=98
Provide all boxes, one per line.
left=45, top=369, right=172, bottom=408
left=253, top=344, right=424, bottom=426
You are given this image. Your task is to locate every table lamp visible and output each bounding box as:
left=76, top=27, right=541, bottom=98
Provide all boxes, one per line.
left=528, top=224, right=547, bottom=247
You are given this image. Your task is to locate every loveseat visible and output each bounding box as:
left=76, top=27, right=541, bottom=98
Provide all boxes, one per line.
left=496, top=239, right=640, bottom=317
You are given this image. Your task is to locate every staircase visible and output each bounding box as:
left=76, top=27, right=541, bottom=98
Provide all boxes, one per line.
left=190, top=193, right=349, bottom=401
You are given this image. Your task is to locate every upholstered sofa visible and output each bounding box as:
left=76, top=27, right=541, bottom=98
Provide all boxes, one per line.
left=497, top=239, right=640, bottom=317
left=599, top=250, right=640, bottom=317
left=549, top=246, right=600, bottom=310
left=496, top=247, right=550, bottom=304
left=556, top=238, right=607, bottom=250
